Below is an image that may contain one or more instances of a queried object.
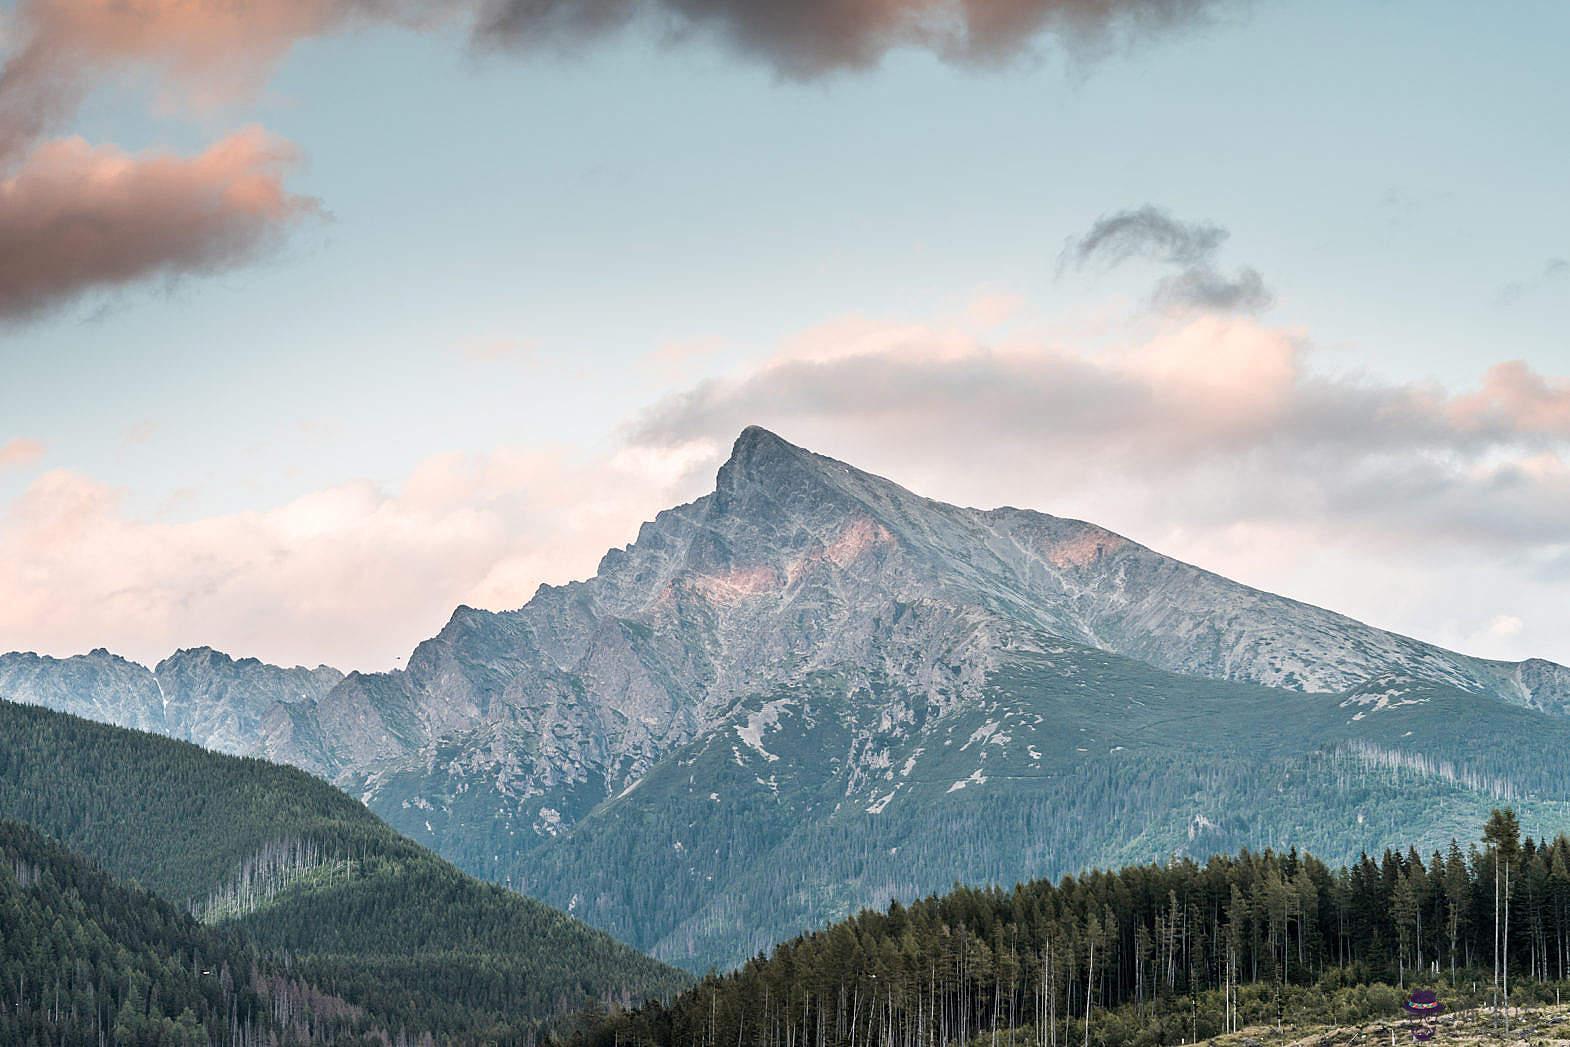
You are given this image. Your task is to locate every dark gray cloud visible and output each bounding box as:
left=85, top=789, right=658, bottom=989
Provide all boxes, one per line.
left=1063, top=204, right=1274, bottom=314
left=476, top=0, right=1229, bottom=78
left=1065, top=206, right=1227, bottom=268
left=1152, top=263, right=1272, bottom=313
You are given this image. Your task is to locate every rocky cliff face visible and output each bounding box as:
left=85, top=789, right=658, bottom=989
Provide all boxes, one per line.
left=300, top=425, right=1562, bottom=781
left=0, top=647, right=342, bottom=756
left=0, top=649, right=167, bottom=735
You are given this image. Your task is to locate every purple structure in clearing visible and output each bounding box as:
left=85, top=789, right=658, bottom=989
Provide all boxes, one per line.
left=1403, top=989, right=1444, bottom=1042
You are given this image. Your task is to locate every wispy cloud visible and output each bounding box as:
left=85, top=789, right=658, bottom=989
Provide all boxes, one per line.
left=1498, top=256, right=1570, bottom=306
left=0, top=439, right=46, bottom=469
left=1062, top=205, right=1274, bottom=314
left=460, top=337, right=539, bottom=364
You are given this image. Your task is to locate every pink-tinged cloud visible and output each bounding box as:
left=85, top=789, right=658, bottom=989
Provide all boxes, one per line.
left=0, top=439, right=46, bottom=468
left=1447, top=361, right=1570, bottom=438
left=627, top=311, right=1570, bottom=662
left=0, top=444, right=713, bottom=670
left=632, top=314, right=1570, bottom=501
left=0, top=0, right=431, bottom=164
left=0, top=128, right=319, bottom=321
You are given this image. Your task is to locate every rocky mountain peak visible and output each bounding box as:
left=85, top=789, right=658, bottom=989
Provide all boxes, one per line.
left=156, top=646, right=227, bottom=672
left=712, top=426, right=836, bottom=507
left=728, top=424, right=798, bottom=463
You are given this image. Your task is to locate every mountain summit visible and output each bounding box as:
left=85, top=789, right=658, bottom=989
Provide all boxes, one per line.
left=4, top=426, right=1569, bottom=969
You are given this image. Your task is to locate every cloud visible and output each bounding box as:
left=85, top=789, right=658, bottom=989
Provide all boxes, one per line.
left=0, top=128, right=319, bottom=321
left=460, top=337, right=539, bottom=364
left=1064, top=206, right=1225, bottom=267
left=624, top=309, right=1570, bottom=663
left=1447, top=361, right=1570, bottom=439
left=0, top=0, right=1227, bottom=167
left=1489, top=614, right=1524, bottom=638
left=1062, top=205, right=1274, bottom=314
left=0, top=439, right=46, bottom=469
left=123, top=421, right=159, bottom=445
left=0, top=443, right=712, bottom=670
left=0, top=0, right=436, bottom=165
left=0, top=1, right=1228, bottom=320
left=476, top=0, right=1230, bottom=78
left=1151, top=263, right=1272, bottom=313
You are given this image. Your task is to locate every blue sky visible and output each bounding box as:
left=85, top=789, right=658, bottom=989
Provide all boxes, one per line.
left=1, top=0, right=1566, bottom=668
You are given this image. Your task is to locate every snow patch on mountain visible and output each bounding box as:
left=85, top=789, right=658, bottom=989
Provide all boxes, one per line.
left=735, top=699, right=792, bottom=762
left=947, top=768, right=988, bottom=793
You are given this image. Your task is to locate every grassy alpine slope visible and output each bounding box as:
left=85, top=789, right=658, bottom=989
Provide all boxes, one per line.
left=0, top=697, right=690, bottom=1041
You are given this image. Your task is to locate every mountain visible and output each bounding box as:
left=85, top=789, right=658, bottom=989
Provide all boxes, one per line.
left=0, top=698, right=689, bottom=1040
left=0, top=645, right=342, bottom=757
left=567, top=826, right=1570, bottom=1047
left=514, top=651, right=1570, bottom=970
left=0, top=818, right=380, bottom=1045
left=5, top=427, right=1570, bottom=972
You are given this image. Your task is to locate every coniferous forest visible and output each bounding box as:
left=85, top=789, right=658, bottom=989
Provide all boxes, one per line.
left=566, top=811, right=1570, bottom=1047
left=0, top=819, right=388, bottom=1046
left=0, top=699, right=689, bottom=1044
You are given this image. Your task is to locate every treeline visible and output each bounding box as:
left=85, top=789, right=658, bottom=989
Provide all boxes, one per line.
left=565, top=811, right=1570, bottom=1047
left=0, top=820, right=391, bottom=1046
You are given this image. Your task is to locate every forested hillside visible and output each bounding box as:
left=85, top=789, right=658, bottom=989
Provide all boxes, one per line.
left=0, top=819, right=382, bottom=1046
left=568, top=811, right=1570, bottom=1047
left=0, top=698, right=689, bottom=1042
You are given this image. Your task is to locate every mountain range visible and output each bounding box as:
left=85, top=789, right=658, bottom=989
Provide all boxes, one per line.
left=5, top=426, right=1570, bottom=972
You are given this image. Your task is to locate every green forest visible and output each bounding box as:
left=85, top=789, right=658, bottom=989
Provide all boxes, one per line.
left=566, top=811, right=1570, bottom=1047
left=0, top=819, right=390, bottom=1046
left=0, top=698, right=689, bottom=1044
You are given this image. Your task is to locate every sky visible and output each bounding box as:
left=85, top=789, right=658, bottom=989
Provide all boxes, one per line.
left=0, top=0, right=1566, bottom=671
